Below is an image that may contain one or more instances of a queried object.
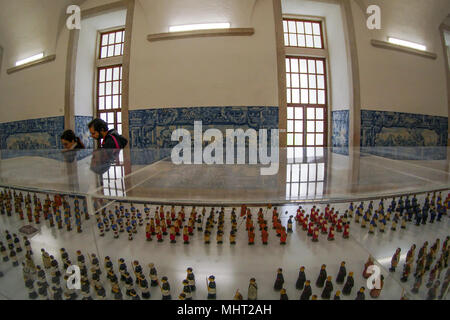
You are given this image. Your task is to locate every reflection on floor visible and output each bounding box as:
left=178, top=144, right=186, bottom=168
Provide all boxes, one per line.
left=0, top=192, right=448, bottom=300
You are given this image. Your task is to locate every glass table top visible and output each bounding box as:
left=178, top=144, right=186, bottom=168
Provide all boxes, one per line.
left=0, top=147, right=448, bottom=205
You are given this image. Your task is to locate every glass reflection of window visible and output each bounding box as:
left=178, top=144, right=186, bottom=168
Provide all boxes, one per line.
left=286, top=156, right=325, bottom=200
left=102, top=152, right=125, bottom=196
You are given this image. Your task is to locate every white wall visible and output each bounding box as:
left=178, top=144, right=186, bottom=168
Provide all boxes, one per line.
left=74, top=10, right=127, bottom=116
left=129, top=0, right=278, bottom=109
left=351, top=0, right=449, bottom=117
left=281, top=0, right=351, bottom=111
left=0, top=27, right=69, bottom=123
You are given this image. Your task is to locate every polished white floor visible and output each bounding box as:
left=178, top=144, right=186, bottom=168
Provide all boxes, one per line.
left=0, top=193, right=448, bottom=300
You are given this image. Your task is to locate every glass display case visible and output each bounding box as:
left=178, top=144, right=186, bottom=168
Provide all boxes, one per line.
left=0, top=147, right=449, bottom=300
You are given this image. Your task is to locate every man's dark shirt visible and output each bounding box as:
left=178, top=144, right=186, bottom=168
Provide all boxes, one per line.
left=101, top=129, right=128, bottom=149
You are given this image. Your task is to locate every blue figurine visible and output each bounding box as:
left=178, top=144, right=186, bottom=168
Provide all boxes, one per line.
left=391, top=197, right=397, bottom=212
left=397, top=197, right=404, bottom=215
left=421, top=206, right=428, bottom=225
left=429, top=207, right=436, bottom=223
left=407, top=207, right=414, bottom=222
left=437, top=204, right=444, bottom=222
left=415, top=209, right=422, bottom=226
left=412, top=195, right=418, bottom=209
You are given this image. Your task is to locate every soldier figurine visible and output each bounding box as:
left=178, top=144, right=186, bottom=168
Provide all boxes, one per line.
left=355, top=287, right=365, bottom=300
left=336, top=261, right=347, bottom=284
left=181, top=279, right=192, bottom=300
left=296, top=266, right=306, bottom=290
left=149, top=263, right=159, bottom=287
left=13, top=234, right=22, bottom=253
left=333, top=291, right=341, bottom=300
left=95, top=283, right=107, bottom=300
left=426, top=280, right=440, bottom=300
left=0, top=242, right=8, bottom=262
left=274, top=268, right=284, bottom=291
left=389, top=248, right=401, bottom=272
left=299, top=280, right=312, bottom=300
left=138, top=273, right=151, bottom=299
left=25, top=277, right=38, bottom=300
left=23, top=236, right=32, bottom=256
left=411, top=271, right=424, bottom=294
left=51, top=284, right=63, bottom=300
left=426, top=265, right=439, bottom=288
left=316, top=264, right=327, bottom=288
left=321, top=276, right=333, bottom=300
left=111, top=283, right=123, bottom=300
left=207, top=275, right=217, bottom=299
left=400, top=262, right=412, bottom=282
left=280, top=288, right=288, bottom=300
left=342, top=272, right=354, bottom=296
left=187, top=267, right=196, bottom=291
left=161, top=276, right=171, bottom=300
left=248, top=278, right=258, bottom=300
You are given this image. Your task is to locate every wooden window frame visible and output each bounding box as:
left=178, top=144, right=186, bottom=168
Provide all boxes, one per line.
left=98, top=28, right=126, bottom=60
left=283, top=18, right=324, bottom=49
left=286, top=56, right=328, bottom=148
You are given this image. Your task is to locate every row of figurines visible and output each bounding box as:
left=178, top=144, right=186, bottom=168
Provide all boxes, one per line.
left=0, top=188, right=448, bottom=238
left=17, top=245, right=389, bottom=301
left=387, top=237, right=449, bottom=296
left=0, top=190, right=89, bottom=232
left=3, top=228, right=448, bottom=301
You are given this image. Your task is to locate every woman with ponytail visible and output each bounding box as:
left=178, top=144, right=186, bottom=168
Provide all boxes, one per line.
left=61, top=130, right=85, bottom=151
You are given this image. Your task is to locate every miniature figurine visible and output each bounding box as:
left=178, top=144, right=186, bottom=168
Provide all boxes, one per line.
left=149, top=263, right=159, bottom=287
left=296, top=266, right=306, bottom=290
left=316, top=264, right=327, bottom=288
left=400, top=262, right=412, bottom=282
left=207, top=275, right=217, bottom=299
left=329, top=290, right=339, bottom=300
left=426, top=280, right=440, bottom=300
left=369, top=274, right=384, bottom=298
left=182, top=279, right=192, bottom=300
left=389, top=248, right=401, bottom=272
left=342, top=272, right=354, bottom=296
left=280, top=288, right=288, bottom=300
left=274, top=268, right=284, bottom=291
left=247, top=278, right=258, bottom=300
left=355, top=287, right=365, bottom=300
left=299, top=280, right=312, bottom=300
left=321, top=276, right=333, bottom=300
left=343, top=223, right=350, bottom=239
left=336, top=261, right=347, bottom=284
left=111, top=283, right=123, bottom=300
left=327, top=226, right=335, bottom=241
left=362, top=256, right=374, bottom=279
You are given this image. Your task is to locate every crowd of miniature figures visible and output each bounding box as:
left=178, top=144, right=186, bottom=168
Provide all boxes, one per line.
left=0, top=188, right=90, bottom=234
left=91, top=192, right=449, bottom=246
left=0, top=238, right=419, bottom=300
left=1, top=187, right=448, bottom=248
left=1, top=187, right=449, bottom=300
left=387, top=236, right=450, bottom=299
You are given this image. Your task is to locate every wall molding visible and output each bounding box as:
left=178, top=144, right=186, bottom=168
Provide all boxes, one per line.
left=6, top=55, right=56, bottom=75
left=147, top=28, right=255, bottom=42
left=81, top=1, right=127, bottom=19
left=371, top=39, right=437, bottom=60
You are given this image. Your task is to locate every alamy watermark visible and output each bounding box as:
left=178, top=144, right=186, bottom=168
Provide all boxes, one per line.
left=66, top=265, right=81, bottom=290
left=170, top=121, right=279, bottom=176
left=366, top=265, right=382, bottom=290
